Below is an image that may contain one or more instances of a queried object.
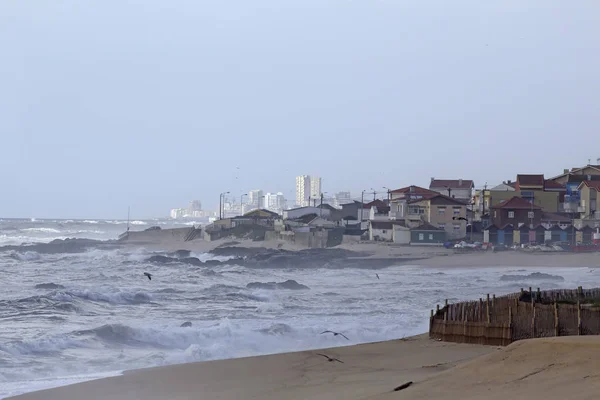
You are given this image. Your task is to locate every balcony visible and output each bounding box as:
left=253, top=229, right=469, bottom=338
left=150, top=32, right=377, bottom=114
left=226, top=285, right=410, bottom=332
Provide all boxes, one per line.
left=562, top=202, right=579, bottom=213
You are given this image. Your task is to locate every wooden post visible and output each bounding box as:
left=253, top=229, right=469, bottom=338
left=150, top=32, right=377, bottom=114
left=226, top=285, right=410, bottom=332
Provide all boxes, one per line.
left=436, top=304, right=440, bottom=313
left=537, top=287, right=541, bottom=301
left=554, top=302, right=559, bottom=337
left=486, top=294, right=491, bottom=324
left=479, top=298, right=483, bottom=321
left=577, top=299, right=582, bottom=335
left=508, top=306, right=513, bottom=344
left=431, top=309, right=434, bottom=318
left=492, top=294, right=496, bottom=307
left=532, top=302, right=536, bottom=338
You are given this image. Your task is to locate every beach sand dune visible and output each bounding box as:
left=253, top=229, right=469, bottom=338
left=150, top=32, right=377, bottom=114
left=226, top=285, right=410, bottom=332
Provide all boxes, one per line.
left=10, top=335, right=600, bottom=400
left=9, top=335, right=492, bottom=400
left=390, top=336, right=600, bottom=400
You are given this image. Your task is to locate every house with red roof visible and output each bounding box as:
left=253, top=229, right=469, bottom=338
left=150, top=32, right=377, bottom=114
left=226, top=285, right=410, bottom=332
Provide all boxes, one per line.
left=486, top=174, right=565, bottom=213
left=389, top=191, right=467, bottom=239
left=490, top=196, right=543, bottom=228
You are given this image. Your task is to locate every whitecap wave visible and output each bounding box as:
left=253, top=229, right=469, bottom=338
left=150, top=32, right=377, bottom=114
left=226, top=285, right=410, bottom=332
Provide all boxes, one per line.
left=129, top=221, right=147, bottom=226
left=22, top=228, right=62, bottom=234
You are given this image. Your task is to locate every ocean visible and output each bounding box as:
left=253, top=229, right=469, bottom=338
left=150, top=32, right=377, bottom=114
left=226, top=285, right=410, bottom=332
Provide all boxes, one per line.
left=0, top=218, right=598, bottom=398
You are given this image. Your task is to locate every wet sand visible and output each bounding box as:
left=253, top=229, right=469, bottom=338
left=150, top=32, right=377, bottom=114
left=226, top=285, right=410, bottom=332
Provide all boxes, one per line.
left=10, top=334, right=600, bottom=400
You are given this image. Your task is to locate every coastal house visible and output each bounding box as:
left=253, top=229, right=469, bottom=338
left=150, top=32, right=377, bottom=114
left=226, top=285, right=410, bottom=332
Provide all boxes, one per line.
left=367, top=220, right=409, bottom=242
left=283, top=206, right=332, bottom=220
left=576, top=181, right=600, bottom=225
left=410, top=223, right=446, bottom=245
left=491, top=196, right=542, bottom=228
left=389, top=185, right=438, bottom=202
left=429, top=178, right=474, bottom=201
left=487, top=175, right=563, bottom=213
left=389, top=191, right=467, bottom=239
left=548, top=163, right=600, bottom=185
left=363, top=199, right=390, bottom=221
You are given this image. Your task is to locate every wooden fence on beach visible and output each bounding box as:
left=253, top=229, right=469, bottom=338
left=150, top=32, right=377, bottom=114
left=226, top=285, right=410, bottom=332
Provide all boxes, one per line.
left=429, top=287, right=600, bottom=346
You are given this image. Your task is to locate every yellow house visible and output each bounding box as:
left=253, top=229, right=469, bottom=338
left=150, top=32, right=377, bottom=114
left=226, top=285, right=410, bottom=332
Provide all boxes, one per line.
left=576, top=181, right=600, bottom=222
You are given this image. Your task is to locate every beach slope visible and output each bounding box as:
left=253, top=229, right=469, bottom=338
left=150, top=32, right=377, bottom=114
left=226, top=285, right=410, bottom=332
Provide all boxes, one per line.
left=9, top=335, right=492, bottom=400
left=10, top=335, right=600, bottom=400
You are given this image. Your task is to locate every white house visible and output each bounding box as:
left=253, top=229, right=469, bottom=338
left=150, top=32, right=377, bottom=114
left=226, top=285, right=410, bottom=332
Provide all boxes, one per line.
left=283, top=206, right=331, bottom=220
left=369, top=220, right=409, bottom=243
left=429, top=178, right=474, bottom=201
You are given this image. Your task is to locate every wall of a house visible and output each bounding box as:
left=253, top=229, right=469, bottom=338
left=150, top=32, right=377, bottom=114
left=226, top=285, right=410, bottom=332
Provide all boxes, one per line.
left=489, top=190, right=559, bottom=212
left=369, top=228, right=393, bottom=242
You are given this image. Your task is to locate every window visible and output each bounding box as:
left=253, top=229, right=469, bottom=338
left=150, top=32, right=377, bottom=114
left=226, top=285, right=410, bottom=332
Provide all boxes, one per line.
left=508, top=211, right=515, bottom=218
left=453, top=224, right=461, bottom=230
left=408, top=206, right=425, bottom=215
left=453, top=207, right=461, bottom=215
left=438, top=223, right=445, bottom=229
left=418, top=233, right=424, bottom=240
left=494, top=211, right=497, bottom=218
left=382, top=230, right=387, bottom=234
left=438, top=207, right=446, bottom=215
left=528, top=211, right=534, bottom=218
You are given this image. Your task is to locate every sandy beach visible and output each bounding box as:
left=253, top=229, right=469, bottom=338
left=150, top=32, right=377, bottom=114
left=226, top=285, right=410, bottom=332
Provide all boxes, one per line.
left=10, top=334, right=600, bottom=400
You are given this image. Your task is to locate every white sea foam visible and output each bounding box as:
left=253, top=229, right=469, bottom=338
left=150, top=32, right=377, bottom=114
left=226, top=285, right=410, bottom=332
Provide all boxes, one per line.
left=130, top=220, right=148, bottom=226
left=22, top=228, right=61, bottom=233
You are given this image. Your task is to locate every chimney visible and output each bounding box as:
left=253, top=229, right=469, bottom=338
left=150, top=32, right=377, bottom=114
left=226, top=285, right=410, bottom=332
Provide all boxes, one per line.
left=431, top=177, right=435, bottom=183
left=458, top=179, right=463, bottom=186
left=564, top=169, right=569, bottom=174
left=409, top=186, right=414, bottom=193
left=507, top=180, right=511, bottom=184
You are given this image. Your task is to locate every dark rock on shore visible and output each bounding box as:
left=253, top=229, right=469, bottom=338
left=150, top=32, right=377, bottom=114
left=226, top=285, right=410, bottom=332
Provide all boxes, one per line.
left=35, top=283, right=66, bottom=290
left=180, top=321, right=192, bottom=328
left=0, top=238, right=120, bottom=254
left=169, top=250, right=191, bottom=258
left=247, top=279, right=310, bottom=290
left=500, top=272, right=565, bottom=282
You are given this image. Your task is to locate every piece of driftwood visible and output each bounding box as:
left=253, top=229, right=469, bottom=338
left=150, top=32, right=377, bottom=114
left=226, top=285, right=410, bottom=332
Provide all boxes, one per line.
left=393, top=381, right=413, bottom=391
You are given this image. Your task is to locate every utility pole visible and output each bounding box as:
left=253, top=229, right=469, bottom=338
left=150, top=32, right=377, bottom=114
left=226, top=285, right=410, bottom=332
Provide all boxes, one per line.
left=320, top=192, right=324, bottom=218
left=370, top=188, right=377, bottom=201
left=361, top=190, right=366, bottom=224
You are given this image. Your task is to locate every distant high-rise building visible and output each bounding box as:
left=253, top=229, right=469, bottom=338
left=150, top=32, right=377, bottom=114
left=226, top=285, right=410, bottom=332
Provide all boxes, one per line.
left=264, top=192, right=286, bottom=214
left=189, top=200, right=202, bottom=212
left=248, top=189, right=264, bottom=210
left=296, top=175, right=322, bottom=207
left=333, top=191, right=352, bottom=208
left=296, top=175, right=311, bottom=207
left=310, top=177, right=322, bottom=199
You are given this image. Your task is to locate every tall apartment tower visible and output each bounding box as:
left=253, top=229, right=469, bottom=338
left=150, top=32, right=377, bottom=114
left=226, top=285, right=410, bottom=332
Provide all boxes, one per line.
left=296, top=175, right=322, bottom=207
left=310, top=177, right=322, bottom=200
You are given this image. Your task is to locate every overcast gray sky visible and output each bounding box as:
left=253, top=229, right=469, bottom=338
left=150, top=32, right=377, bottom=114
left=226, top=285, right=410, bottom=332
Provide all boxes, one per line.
left=1, top=1, right=599, bottom=219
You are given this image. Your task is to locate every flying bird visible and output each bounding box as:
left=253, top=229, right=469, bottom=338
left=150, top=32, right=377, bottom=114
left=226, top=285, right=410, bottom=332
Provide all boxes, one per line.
left=143, top=272, right=152, bottom=280
left=376, top=273, right=380, bottom=280
left=316, top=353, right=344, bottom=363
left=320, top=330, right=349, bottom=340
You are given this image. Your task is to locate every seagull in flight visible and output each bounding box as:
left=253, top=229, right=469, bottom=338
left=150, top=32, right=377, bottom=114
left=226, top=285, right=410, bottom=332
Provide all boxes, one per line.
left=316, top=353, right=344, bottom=363
left=320, top=330, right=349, bottom=340
left=376, top=273, right=380, bottom=279
left=143, top=272, right=152, bottom=280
